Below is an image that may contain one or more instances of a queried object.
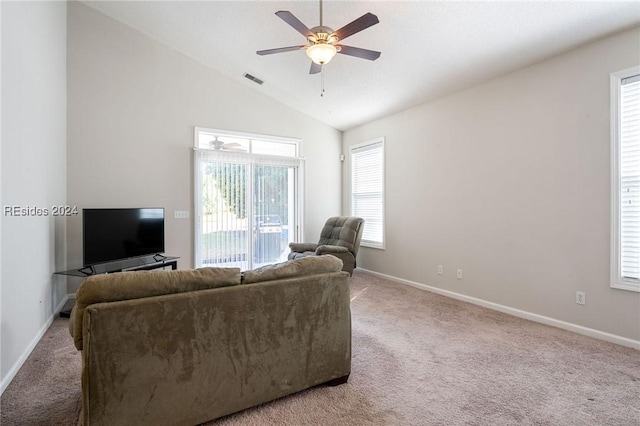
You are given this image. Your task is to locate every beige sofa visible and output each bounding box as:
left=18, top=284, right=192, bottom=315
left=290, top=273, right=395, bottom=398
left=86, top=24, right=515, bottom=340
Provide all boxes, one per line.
left=69, top=255, right=351, bottom=426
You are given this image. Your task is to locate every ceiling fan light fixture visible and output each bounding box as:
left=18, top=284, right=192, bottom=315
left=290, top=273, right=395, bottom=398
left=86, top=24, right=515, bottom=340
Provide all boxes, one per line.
left=306, top=42, right=337, bottom=65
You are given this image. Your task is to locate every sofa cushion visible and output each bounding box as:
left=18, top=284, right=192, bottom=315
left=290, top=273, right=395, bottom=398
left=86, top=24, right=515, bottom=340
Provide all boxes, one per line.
left=242, top=255, right=343, bottom=284
left=71, top=267, right=241, bottom=350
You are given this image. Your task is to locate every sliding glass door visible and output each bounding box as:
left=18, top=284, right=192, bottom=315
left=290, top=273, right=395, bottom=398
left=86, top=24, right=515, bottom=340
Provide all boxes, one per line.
left=194, top=128, right=301, bottom=270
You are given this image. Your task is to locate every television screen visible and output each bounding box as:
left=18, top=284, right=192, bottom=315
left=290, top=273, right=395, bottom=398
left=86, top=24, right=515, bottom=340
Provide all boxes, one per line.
left=83, top=208, right=165, bottom=266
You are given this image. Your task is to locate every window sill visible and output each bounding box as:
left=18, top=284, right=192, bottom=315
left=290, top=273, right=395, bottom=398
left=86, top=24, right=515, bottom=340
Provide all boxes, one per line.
left=611, top=282, right=640, bottom=293
left=361, top=242, right=385, bottom=250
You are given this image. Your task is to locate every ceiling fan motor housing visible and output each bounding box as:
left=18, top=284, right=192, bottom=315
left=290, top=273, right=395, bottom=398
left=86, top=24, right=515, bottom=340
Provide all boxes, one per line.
left=307, top=26, right=339, bottom=46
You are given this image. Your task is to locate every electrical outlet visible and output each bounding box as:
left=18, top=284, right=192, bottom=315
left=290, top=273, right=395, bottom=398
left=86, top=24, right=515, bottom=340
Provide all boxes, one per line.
left=576, top=291, right=586, bottom=305
left=437, top=265, right=443, bottom=275
left=457, top=269, right=463, bottom=280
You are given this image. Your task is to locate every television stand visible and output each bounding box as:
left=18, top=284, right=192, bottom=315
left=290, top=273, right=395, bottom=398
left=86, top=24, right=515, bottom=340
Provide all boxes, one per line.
left=54, top=255, right=179, bottom=318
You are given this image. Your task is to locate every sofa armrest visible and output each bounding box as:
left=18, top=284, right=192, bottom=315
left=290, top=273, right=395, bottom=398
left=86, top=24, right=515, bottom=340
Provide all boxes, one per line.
left=289, top=242, right=318, bottom=253
left=316, top=245, right=349, bottom=255
left=69, top=306, right=76, bottom=338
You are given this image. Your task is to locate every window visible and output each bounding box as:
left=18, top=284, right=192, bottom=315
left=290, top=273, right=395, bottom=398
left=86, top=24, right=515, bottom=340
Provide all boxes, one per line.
left=611, top=66, right=640, bottom=292
left=351, top=138, right=385, bottom=249
left=194, top=127, right=302, bottom=270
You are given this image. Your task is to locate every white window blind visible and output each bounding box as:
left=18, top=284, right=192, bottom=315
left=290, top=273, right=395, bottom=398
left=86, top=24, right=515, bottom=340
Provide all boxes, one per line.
left=612, top=67, right=640, bottom=292
left=351, top=139, right=384, bottom=248
left=620, top=75, right=640, bottom=282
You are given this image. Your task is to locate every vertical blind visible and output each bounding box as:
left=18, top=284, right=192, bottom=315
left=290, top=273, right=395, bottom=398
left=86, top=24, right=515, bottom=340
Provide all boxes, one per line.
left=195, top=148, right=300, bottom=270
left=351, top=140, right=384, bottom=247
left=197, top=151, right=249, bottom=269
left=620, top=74, right=640, bottom=281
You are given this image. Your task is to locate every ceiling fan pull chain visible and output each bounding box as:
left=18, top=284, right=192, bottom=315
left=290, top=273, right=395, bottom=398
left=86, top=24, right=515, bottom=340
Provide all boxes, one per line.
left=321, top=66, right=325, bottom=97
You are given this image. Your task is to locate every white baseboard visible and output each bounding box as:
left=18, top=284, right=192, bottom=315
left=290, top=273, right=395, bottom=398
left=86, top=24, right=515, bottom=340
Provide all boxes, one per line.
left=358, top=268, right=640, bottom=350
left=0, top=294, right=71, bottom=395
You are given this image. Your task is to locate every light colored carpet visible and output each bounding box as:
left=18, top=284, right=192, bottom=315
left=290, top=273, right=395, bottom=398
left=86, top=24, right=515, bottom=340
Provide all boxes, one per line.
left=2, top=271, right=639, bottom=425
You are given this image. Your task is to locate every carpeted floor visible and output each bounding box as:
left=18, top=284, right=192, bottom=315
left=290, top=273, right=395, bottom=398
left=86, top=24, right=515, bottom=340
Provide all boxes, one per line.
left=2, top=271, right=639, bottom=425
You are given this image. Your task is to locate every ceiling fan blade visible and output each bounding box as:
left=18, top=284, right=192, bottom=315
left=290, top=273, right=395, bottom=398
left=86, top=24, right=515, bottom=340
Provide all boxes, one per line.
left=337, top=45, right=381, bottom=61
left=257, top=45, right=306, bottom=55
left=226, top=147, right=248, bottom=153
left=334, top=12, right=379, bottom=41
left=309, top=62, right=322, bottom=74
left=275, top=11, right=313, bottom=38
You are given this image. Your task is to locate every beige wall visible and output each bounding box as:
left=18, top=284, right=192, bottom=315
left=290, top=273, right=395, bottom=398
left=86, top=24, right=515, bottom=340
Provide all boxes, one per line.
left=1, top=1, right=67, bottom=391
left=343, top=27, right=640, bottom=342
left=66, top=2, right=342, bottom=292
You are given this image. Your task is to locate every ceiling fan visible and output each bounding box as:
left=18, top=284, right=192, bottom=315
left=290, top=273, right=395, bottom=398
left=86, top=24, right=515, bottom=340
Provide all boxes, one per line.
left=256, top=0, right=381, bottom=75
left=209, top=138, right=246, bottom=153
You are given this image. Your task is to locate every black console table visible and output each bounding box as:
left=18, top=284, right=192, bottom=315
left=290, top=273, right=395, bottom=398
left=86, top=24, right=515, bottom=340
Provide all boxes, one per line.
left=55, top=255, right=180, bottom=317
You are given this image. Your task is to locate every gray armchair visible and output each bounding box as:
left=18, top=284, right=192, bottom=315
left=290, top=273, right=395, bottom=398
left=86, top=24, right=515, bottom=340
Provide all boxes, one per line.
left=288, top=216, right=365, bottom=275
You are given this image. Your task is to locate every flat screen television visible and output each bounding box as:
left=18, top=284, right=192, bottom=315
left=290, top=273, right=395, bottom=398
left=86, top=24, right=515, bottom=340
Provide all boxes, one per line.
left=83, top=208, right=165, bottom=266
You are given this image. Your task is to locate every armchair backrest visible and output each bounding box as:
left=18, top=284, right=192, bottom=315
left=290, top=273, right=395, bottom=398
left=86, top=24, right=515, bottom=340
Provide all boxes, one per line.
left=318, top=217, right=365, bottom=256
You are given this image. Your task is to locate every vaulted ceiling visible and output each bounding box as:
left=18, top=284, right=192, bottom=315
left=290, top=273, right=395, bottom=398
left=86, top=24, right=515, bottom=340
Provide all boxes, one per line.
left=84, top=1, right=640, bottom=131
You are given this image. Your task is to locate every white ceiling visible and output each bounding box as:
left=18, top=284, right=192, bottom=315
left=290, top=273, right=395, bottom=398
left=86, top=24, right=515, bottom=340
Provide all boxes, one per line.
left=83, top=1, right=640, bottom=131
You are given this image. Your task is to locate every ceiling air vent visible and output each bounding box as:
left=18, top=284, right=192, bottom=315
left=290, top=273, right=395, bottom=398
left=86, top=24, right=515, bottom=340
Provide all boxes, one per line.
left=243, top=73, right=264, bottom=85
